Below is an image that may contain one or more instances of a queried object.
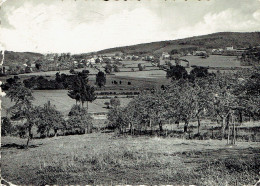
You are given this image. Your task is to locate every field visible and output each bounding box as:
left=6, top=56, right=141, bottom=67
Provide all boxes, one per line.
left=1, top=132, right=259, bottom=185
left=114, top=70, right=166, bottom=78
left=1, top=90, right=132, bottom=117
left=180, top=55, right=242, bottom=68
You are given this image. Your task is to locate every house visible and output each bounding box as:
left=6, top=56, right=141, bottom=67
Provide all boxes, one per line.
left=162, top=52, right=170, bottom=59
left=226, top=46, right=234, bottom=51
left=87, top=58, right=95, bottom=65
left=144, top=55, right=154, bottom=61
left=132, top=55, right=139, bottom=60
left=193, top=51, right=207, bottom=56
left=212, top=48, right=224, bottom=55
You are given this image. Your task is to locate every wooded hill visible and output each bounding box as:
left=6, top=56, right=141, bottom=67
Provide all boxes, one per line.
left=96, top=32, right=260, bottom=55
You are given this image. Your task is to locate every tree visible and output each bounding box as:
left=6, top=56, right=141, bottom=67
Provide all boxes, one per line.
left=192, top=78, right=215, bottom=134
left=67, top=105, right=93, bottom=133
left=104, top=102, right=110, bottom=109
left=25, top=66, right=32, bottom=73
left=113, top=65, right=120, bottom=72
left=96, top=71, right=106, bottom=88
left=138, top=63, right=143, bottom=71
left=107, top=107, right=127, bottom=133
left=110, top=97, right=121, bottom=108
left=190, top=66, right=210, bottom=79
left=166, top=80, right=197, bottom=133
left=68, top=73, right=96, bottom=110
left=105, top=64, right=112, bottom=74
left=34, top=101, right=65, bottom=137
left=170, top=49, right=179, bottom=55
left=210, top=74, right=238, bottom=139
left=166, top=65, right=188, bottom=80
left=7, top=82, right=35, bottom=147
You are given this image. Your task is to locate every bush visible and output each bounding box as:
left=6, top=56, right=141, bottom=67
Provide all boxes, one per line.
left=1, top=117, right=12, bottom=136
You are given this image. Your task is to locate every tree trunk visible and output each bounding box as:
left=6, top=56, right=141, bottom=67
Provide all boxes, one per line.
left=26, top=127, right=32, bottom=148
left=54, top=129, right=58, bottom=137
left=226, top=114, right=230, bottom=129
left=130, top=123, right=133, bottom=135
left=184, top=120, right=188, bottom=133
left=159, top=121, right=163, bottom=132
left=221, top=117, right=226, bottom=140
left=150, top=119, right=152, bottom=135
left=82, top=101, right=84, bottom=108
left=227, top=125, right=230, bottom=144
left=46, top=129, right=50, bottom=137
left=86, top=101, right=88, bottom=112
left=197, top=116, right=201, bottom=134
left=175, top=120, right=179, bottom=128
left=239, top=111, right=243, bottom=124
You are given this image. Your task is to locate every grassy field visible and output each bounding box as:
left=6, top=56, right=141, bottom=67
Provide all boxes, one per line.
left=180, top=55, right=242, bottom=68
left=114, top=70, right=166, bottom=78
left=1, top=90, right=132, bottom=117
left=1, top=132, right=259, bottom=185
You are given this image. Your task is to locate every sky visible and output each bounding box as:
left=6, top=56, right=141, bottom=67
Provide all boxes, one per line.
left=0, top=0, right=260, bottom=54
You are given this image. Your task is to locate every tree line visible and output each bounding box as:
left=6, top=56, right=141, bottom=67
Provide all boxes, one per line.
left=107, top=66, right=260, bottom=140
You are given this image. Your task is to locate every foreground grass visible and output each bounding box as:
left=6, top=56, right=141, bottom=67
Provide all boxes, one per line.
left=1, top=133, right=260, bottom=185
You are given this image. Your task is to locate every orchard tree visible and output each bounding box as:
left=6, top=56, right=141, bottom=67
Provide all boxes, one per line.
left=7, top=82, right=36, bottom=147
left=166, top=80, right=197, bottom=133
left=107, top=107, right=127, bottom=133
left=67, top=105, right=93, bottom=133
left=96, top=71, right=106, bottom=88
left=35, top=101, right=65, bottom=137
left=133, top=89, right=168, bottom=132
left=192, top=78, right=215, bottom=134
left=211, top=74, right=238, bottom=139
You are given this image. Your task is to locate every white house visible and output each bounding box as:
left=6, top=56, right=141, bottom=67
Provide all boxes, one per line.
left=226, top=46, right=234, bottom=51
left=162, top=52, right=170, bottom=59
left=87, top=58, right=95, bottom=64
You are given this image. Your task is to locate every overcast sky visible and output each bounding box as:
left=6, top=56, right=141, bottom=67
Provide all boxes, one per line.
left=0, top=0, right=260, bottom=54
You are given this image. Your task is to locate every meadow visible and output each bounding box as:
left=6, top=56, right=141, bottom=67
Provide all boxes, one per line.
left=1, top=132, right=259, bottom=185
left=1, top=90, right=132, bottom=117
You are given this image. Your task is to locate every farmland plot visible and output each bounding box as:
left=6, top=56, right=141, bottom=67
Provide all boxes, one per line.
left=114, top=70, right=166, bottom=78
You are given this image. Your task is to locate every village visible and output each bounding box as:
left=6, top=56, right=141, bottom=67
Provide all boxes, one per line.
left=1, top=45, right=259, bottom=76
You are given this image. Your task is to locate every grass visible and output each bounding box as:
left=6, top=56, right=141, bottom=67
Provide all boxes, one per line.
left=1, top=132, right=260, bottom=185
left=1, top=90, right=132, bottom=117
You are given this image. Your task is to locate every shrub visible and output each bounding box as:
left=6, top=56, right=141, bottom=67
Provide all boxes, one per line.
left=1, top=117, right=12, bottom=136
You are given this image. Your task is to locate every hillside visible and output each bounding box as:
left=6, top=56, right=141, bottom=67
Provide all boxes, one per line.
left=1, top=32, right=260, bottom=63
left=1, top=51, right=44, bottom=66
left=96, top=32, right=260, bottom=55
